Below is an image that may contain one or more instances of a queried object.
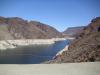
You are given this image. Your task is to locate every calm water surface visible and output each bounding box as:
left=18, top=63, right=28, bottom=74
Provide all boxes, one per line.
left=0, top=40, right=70, bottom=64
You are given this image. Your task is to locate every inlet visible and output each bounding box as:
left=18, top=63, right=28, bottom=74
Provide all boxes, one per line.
left=0, top=40, right=70, bottom=64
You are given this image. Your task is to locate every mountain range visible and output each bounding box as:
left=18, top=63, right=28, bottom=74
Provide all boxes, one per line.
left=0, top=16, right=63, bottom=40
left=63, top=26, right=85, bottom=37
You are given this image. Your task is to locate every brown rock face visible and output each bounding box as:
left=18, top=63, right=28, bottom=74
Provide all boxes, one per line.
left=0, top=17, right=63, bottom=40
left=50, top=17, right=100, bottom=63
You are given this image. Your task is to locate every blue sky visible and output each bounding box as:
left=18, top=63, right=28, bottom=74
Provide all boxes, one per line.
left=0, top=0, right=100, bottom=32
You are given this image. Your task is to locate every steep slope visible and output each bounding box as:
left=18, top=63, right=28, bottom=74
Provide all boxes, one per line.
left=0, top=17, right=62, bottom=40
left=49, top=17, right=100, bottom=63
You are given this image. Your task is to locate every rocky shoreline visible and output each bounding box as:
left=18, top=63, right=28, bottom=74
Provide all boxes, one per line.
left=0, top=38, right=66, bottom=50
left=55, top=45, right=69, bottom=56
left=55, top=37, right=75, bottom=57
left=51, top=45, right=69, bottom=60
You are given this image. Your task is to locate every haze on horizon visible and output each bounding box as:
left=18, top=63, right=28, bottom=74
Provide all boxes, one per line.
left=0, top=0, right=100, bottom=32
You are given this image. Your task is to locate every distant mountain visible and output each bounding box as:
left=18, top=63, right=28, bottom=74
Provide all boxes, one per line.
left=0, top=16, right=63, bottom=40
left=48, top=17, right=100, bottom=63
left=63, top=26, right=85, bottom=37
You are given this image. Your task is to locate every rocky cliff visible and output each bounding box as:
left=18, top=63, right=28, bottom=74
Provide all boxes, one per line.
left=0, top=16, right=63, bottom=40
left=48, top=17, right=100, bottom=63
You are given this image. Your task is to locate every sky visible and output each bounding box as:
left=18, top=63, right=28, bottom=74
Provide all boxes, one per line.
left=0, top=0, right=100, bottom=32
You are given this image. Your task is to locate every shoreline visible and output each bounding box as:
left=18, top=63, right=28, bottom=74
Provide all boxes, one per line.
left=0, top=38, right=66, bottom=50
left=52, top=45, right=69, bottom=59
left=55, top=45, right=69, bottom=56
left=53, top=37, right=75, bottom=59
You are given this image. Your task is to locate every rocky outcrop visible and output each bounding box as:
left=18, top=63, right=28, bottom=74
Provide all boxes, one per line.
left=48, top=17, right=100, bottom=63
left=0, top=16, right=63, bottom=40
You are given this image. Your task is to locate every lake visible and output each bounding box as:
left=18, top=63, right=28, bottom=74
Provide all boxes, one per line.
left=0, top=40, right=70, bottom=64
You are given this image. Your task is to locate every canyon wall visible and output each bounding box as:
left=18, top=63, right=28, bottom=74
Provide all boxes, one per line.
left=48, top=17, right=100, bottom=63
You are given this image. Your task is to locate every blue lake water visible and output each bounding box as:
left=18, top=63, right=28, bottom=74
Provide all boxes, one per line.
left=0, top=40, right=70, bottom=64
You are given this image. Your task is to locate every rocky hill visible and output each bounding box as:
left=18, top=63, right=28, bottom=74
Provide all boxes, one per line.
left=63, top=26, right=85, bottom=37
left=49, top=17, right=100, bottom=63
left=0, top=17, right=63, bottom=40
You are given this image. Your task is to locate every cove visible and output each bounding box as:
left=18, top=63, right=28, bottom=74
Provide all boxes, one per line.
left=0, top=40, right=70, bottom=64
